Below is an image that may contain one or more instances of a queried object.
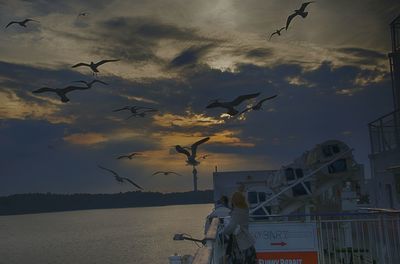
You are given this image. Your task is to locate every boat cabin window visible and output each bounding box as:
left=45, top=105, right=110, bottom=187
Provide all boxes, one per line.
left=252, top=207, right=271, bottom=216
left=248, top=191, right=258, bottom=204
left=292, top=182, right=311, bottom=196
left=247, top=191, right=268, bottom=206
left=258, top=192, right=266, bottom=202
left=285, top=168, right=295, bottom=181
left=295, top=169, right=304, bottom=178
left=322, top=144, right=340, bottom=157
left=328, top=159, right=347, bottom=173
left=332, top=145, right=340, bottom=154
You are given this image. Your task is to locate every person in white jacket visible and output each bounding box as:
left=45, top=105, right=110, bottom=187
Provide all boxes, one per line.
left=205, top=196, right=231, bottom=233
left=222, top=191, right=256, bottom=264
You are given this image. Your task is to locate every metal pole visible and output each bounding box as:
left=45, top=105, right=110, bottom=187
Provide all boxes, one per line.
left=193, top=166, right=198, bottom=192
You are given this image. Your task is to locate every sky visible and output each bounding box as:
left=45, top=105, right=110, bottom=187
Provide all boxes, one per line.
left=0, top=0, right=399, bottom=195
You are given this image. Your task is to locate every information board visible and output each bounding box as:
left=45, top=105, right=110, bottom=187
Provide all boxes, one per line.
left=249, top=222, right=319, bottom=264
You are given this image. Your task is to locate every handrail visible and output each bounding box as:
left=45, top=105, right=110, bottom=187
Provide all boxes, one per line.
left=250, top=210, right=400, bottom=219
left=204, top=218, right=219, bottom=242
left=368, top=109, right=400, bottom=125
left=249, top=148, right=353, bottom=214
left=191, top=218, right=219, bottom=264
left=192, top=247, right=212, bottom=264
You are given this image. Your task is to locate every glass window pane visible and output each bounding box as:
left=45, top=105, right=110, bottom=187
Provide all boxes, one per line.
left=285, top=168, right=295, bottom=181
left=258, top=192, right=266, bottom=202
left=248, top=191, right=258, bottom=204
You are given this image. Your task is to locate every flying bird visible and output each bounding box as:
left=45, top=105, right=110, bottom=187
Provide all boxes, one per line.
left=286, top=1, right=315, bottom=30
left=113, top=105, right=154, bottom=113
left=132, top=109, right=158, bottom=119
left=269, top=27, right=285, bottom=40
left=72, top=59, right=119, bottom=74
left=32, top=85, right=89, bottom=103
left=72, top=79, right=108, bottom=88
left=5, top=19, right=39, bottom=28
left=78, top=12, right=89, bottom=17
left=175, top=137, right=210, bottom=166
left=117, top=152, right=142, bottom=160
left=239, top=94, right=278, bottom=115
left=98, top=165, right=143, bottom=190
left=113, top=105, right=158, bottom=119
left=152, top=171, right=182, bottom=176
left=206, top=92, right=260, bottom=116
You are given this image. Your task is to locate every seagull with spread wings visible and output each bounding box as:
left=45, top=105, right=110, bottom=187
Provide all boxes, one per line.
left=206, top=92, right=260, bottom=116
left=72, top=79, right=108, bottom=88
left=72, top=59, right=119, bottom=74
left=113, top=105, right=158, bottom=119
left=32, top=85, right=89, bottom=103
left=117, top=152, right=142, bottom=160
left=5, top=19, right=39, bottom=28
left=175, top=137, right=210, bottom=166
left=78, top=12, right=89, bottom=17
left=269, top=27, right=285, bottom=40
left=239, top=94, right=278, bottom=115
left=98, top=165, right=143, bottom=190
left=133, top=109, right=158, bottom=118
left=152, top=171, right=182, bottom=176
left=286, top=1, right=315, bottom=30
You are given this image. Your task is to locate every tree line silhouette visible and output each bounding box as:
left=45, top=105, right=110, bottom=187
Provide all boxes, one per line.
left=0, top=190, right=213, bottom=216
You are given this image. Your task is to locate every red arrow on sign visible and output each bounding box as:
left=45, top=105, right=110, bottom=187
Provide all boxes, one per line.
left=271, top=242, right=287, bottom=246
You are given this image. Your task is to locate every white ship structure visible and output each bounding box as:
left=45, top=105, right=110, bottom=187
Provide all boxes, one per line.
left=170, top=15, right=400, bottom=264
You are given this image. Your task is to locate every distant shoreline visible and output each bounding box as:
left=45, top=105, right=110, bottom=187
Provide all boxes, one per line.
left=0, top=190, right=214, bottom=216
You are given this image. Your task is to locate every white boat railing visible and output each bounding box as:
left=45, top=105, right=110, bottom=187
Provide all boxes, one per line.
left=202, top=212, right=400, bottom=264
left=315, top=212, right=400, bottom=264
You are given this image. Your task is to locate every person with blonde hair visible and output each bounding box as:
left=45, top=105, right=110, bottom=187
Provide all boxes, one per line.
left=222, top=191, right=256, bottom=264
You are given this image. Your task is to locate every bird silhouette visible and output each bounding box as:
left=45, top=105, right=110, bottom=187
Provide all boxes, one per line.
left=72, top=79, right=108, bottom=88
left=113, top=106, right=158, bottom=119
left=206, top=93, right=260, bottom=116
left=113, top=105, right=154, bottom=113
left=269, top=27, right=285, bottom=40
left=152, top=171, right=182, bottom=176
left=72, top=59, right=119, bottom=75
left=132, top=109, right=158, bottom=119
left=78, top=12, right=89, bottom=17
left=98, top=165, right=143, bottom=190
left=5, top=19, right=39, bottom=28
left=32, top=85, right=89, bottom=103
left=175, top=137, right=210, bottom=166
left=239, top=94, right=278, bottom=115
left=117, top=152, right=142, bottom=160
left=286, top=2, right=315, bottom=30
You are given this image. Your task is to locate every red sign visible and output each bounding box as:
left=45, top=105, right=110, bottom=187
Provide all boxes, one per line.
left=257, top=252, right=318, bottom=264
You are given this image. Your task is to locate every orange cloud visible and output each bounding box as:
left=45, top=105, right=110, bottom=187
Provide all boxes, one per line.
left=153, top=112, right=225, bottom=127
left=0, top=88, right=75, bottom=124
left=63, top=132, right=108, bottom=145
left=151, top=129, right=254, bottom=149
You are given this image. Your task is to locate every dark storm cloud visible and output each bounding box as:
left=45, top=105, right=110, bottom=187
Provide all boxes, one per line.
left=169, top=44, right=215, bottom=68
left=337, top=47, right=388, bottom=65
left=95, top=16, right=215, bottom=63
left=19, top=0, right=111, bottom=15
left=244, top=48, right=274, bottom=59
left=338, top=48, right=386, bottom=60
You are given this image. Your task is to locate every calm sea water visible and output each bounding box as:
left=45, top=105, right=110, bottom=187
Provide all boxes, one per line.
left=0, top=204, right=213, bottom=264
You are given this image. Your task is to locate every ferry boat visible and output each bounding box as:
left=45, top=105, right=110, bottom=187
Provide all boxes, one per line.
left=169, top=15, right=400, bottom=264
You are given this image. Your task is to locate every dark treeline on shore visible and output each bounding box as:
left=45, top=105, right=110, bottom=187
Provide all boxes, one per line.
left=0, top=190, right=214, bottom=216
